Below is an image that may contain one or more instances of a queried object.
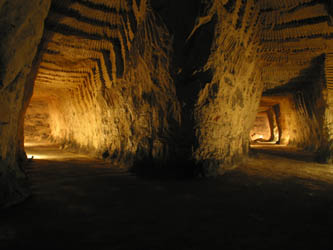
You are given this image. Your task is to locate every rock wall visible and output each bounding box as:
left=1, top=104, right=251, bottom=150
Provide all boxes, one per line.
left=290, top=77, right=327, bottom=153
left=192, top=1, right=264, bottom=175
left=24, top=99, right=51, bottom=143
left=0, top=0, right=51, bottom=208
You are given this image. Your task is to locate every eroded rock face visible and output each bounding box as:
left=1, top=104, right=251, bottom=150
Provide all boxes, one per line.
left=190, top=1, right=264, bottom=174
left=0, top=0, right=51, bottom=208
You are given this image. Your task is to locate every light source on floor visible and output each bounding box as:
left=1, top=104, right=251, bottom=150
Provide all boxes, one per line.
left=27, top=154, right=44, bottom=159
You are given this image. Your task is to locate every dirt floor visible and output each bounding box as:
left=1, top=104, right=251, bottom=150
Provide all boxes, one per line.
left=1, top=143, right=333, bottom=249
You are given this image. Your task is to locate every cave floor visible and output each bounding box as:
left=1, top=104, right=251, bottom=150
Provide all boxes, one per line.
left=1, top=144, right=333, bottom=250
left=250, top=144, right=317, bottom=162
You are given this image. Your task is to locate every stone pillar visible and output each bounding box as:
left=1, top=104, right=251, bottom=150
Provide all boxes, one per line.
left=191, top=1, right=264, bottom=175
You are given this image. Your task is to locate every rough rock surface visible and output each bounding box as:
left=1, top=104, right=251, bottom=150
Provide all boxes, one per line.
left=0, top=0, right=51, bottom=208
left=24, top=99, right=51, bottom=143
left=192, top=1, right=264, bottom=174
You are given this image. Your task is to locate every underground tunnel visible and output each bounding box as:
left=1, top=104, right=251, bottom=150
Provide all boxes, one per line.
left=1, top=0, right=333, bottom=206
left=250, top=97, right=280, bottom=144
left=1, top=0, right=333, bottom=248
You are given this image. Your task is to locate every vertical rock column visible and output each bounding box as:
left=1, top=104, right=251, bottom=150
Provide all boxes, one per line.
left=0, top=0, right=51, bottom=208
left=193, top=1, right=263, bottom=175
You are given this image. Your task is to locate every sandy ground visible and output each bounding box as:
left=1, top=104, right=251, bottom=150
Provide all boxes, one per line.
left=1, top=144, right=333, bottom=249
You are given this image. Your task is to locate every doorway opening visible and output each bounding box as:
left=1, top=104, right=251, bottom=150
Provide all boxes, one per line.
left=250, top=96, right=281, bottom=145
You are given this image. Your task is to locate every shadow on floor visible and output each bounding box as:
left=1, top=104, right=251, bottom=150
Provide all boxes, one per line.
left=1, top=144, right=333, bottom=249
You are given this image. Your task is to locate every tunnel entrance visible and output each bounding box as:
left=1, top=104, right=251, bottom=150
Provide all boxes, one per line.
left=250, top=97, right=280, bottom=145
left=249, top=90, right=321, bottom=162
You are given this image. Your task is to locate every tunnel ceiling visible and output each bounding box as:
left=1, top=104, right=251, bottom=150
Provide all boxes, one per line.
left=34, top=0, right=147, bottom=98
left=257, top=0, right=333, bottom=89
left=31, top=0, right=333, bottom=97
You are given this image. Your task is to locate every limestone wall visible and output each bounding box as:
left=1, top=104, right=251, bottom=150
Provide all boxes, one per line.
left=0, top=0, right=51, bottom=208
left=289, top=86, right=326, bottom=152
left=24, top=99, right=51, bottom=143
left=193, top=1, right=264, bottom=175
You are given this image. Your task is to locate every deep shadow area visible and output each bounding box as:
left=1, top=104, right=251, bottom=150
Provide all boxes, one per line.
left=263, top=55, right=325, bottom=96
left=2, top=146, right=333, bottom=249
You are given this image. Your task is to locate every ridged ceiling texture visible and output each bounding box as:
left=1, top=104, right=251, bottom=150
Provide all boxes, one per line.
left=35, top=0, right=147, bottom=94
left=257, top=0, right=333, bottom=88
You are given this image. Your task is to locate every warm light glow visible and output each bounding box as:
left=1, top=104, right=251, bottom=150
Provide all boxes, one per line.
left=250, top=111, right=272, bottom=142
left=24, top=142, right=49, bottom=147
left=27, top=154, right=44, bottom=159
left=25, top=143, right=92, bottom=161
left=25, top=142, right=56, bottom=159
